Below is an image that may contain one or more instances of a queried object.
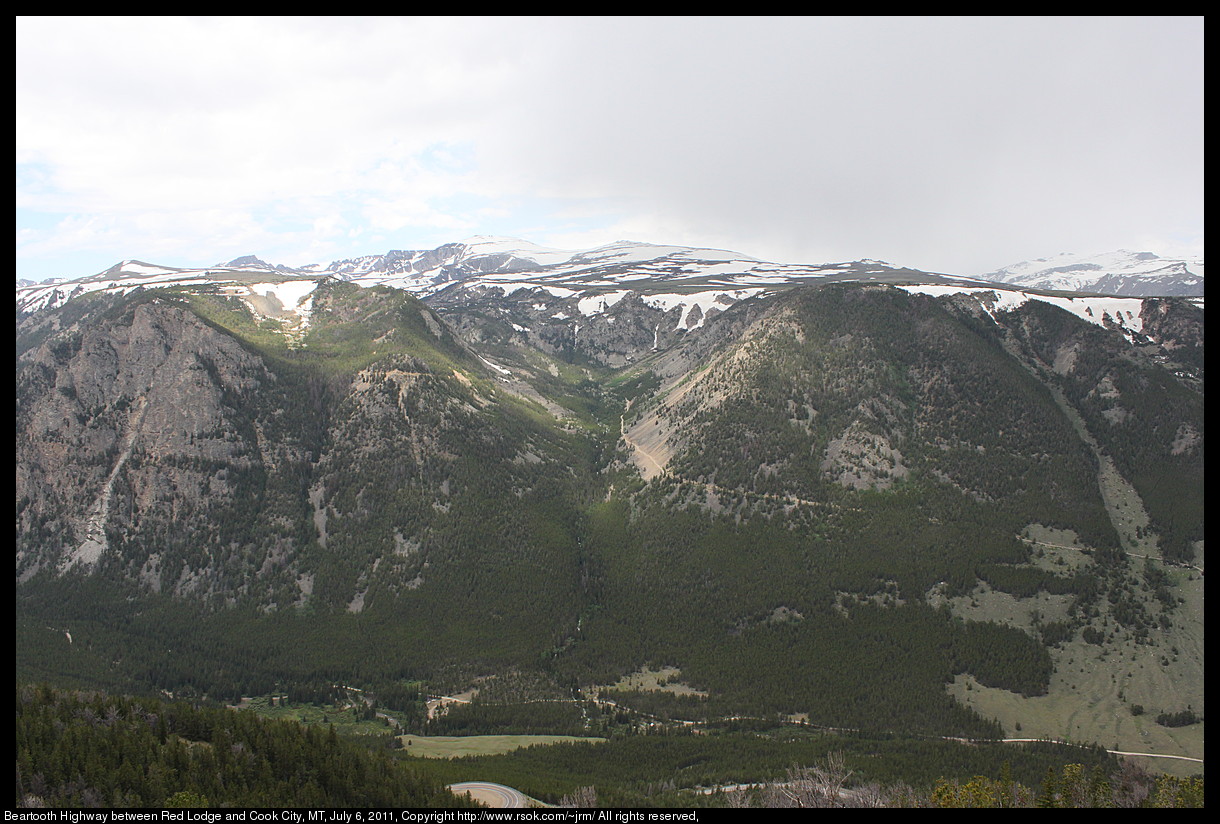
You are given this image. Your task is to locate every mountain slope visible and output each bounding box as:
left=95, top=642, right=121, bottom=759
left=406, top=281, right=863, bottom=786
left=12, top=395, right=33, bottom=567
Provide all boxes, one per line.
left=575, top=282, right=1202, bottom=746
left=983, top=250, right=1204, bottom=296
left=14, top=249, right=1204, bottom=753
left=16, top=282, right=593, bottom=677
left=626, top=285, right=1114, bottom=532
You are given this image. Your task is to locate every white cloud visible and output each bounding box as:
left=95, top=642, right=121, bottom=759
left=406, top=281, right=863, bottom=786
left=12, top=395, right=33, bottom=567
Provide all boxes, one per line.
left=16, top=16, right=1204, bottom=281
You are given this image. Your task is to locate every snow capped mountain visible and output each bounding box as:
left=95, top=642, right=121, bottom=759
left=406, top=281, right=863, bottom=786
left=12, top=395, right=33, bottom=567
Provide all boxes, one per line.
left=455, top=235, right=575, bottom=264
left=14, top=236, right=956, bottom=321
left=983, top=250, right=1204, bottom=297
left=325, top=236, right=575, bottom=289
left=310, top=235, right=973, bottom=299
left=13, top=258, right=328, bottom=327
left=217, top=254, right=289, bottom=272
left=15, top=238, right=1204, bottom=343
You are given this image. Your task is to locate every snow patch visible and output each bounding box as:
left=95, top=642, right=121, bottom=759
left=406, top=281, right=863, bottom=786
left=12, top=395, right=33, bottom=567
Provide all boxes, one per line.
left=478, top=354, right=511, bottom=376
left=249, top=280, right=319, bottom=311
left=117, top=261, right=177, bottom=276
left=641, top=289, right=763, bottom=329
left=577, top=290, right=630, bottom=316
left=897, top=284, right=1147, bottom=337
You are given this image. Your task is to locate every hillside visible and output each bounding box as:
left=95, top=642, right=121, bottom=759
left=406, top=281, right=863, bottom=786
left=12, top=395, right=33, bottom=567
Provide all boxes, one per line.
left=14, top=257, right=1204, bottom=766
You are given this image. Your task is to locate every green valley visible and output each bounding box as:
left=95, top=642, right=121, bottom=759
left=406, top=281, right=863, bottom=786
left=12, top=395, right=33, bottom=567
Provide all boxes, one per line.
left=15, top=274, right=1204, bottom=803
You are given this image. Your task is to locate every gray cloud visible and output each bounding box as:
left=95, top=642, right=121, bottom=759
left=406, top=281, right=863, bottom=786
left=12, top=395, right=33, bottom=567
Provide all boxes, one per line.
left=16, top=16, right=1202, bottom=280
left=489, top=17, right=1203, bottom=271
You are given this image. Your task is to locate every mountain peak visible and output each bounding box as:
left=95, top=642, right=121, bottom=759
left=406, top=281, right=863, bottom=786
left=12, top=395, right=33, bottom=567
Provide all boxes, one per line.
left=219, top=255, right=274, bottom=269
left=96, top=260, right=177, bottom=278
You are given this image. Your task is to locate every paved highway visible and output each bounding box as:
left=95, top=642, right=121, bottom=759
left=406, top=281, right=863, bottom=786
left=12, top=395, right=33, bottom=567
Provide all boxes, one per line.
left=448, top=781, right=532, bottom=808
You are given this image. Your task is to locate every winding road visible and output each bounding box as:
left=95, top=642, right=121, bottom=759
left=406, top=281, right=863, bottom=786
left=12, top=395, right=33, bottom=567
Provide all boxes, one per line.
left=447, top=781, right=532, bottom=808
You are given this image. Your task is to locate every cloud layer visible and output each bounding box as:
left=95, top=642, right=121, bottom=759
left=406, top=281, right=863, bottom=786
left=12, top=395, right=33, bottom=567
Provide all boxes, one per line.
left=16, top=16, right=1203, bottom=281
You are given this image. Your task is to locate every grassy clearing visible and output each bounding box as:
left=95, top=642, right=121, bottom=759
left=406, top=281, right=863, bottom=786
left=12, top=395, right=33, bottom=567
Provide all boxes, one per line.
left=944, top=528, right=1088, bottom=633
left=397, top=734, right=606, bottom=759
left=238, top=696, right=396, bottom=738
left=1021, top=525, right=1095, bottom=571
left=945, top=547, right=1204, bottom=776
left=948, top=583, right=1076, bottom=632
left=1093, top=454, right=1160, bottom=559
left=605, top=666, right=709, bottom=697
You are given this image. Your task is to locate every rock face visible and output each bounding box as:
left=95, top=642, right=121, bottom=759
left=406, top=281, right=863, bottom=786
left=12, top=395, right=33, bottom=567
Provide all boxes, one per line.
left=1139, top=297, right=1206, bottom=357
left=16, top=297, right=279, bottom=595
left=14, top=282, right=590, bottom=611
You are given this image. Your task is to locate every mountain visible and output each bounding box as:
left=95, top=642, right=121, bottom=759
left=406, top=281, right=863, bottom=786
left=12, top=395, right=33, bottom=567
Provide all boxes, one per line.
left=19, top=237, right=1186, bottom=367
left=17, top=241, right=1206, bottom=321
left=14, top=237, right=1205, bottom=763
left=983, top=250, right=1204, bottom=296
left=16, top=236, right=996, bottom=316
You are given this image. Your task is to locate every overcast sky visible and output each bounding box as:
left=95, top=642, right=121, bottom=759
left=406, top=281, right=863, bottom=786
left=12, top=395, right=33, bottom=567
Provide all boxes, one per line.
left=16, top=16, right=1204, bottom=282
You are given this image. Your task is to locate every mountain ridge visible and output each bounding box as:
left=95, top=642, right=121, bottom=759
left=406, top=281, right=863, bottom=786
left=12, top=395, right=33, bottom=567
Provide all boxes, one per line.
left=14, top=237, right=1205, bottom=759
left=984, top=249, right=1204, bottom=296
left=17, top=238, right=1201, bottom=360
left=19, top=237, right=1204, bottom=301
